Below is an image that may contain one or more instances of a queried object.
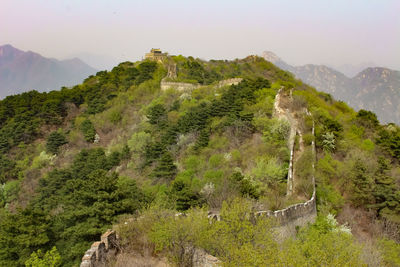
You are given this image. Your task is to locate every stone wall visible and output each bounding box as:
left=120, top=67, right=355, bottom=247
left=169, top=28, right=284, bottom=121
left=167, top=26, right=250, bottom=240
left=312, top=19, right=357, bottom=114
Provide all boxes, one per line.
left=160, top=78, right=243, bottom=91
left=160, top=79, right=202, bottom=91
left=192, top=248, right=221, bottom=267
left=216, top=78, right=243, bottom=88
left=80, top=230, right=118, bottom=267
left=256, top=191, right=317, bottom=240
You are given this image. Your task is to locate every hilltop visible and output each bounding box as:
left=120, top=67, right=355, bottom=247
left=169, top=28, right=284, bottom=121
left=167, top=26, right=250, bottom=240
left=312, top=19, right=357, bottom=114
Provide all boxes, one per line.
left=0, top=44, right=97, bottom=98
left=0, top=54, right=399, bottom=266
left=262, top=51, right=400, bottom=124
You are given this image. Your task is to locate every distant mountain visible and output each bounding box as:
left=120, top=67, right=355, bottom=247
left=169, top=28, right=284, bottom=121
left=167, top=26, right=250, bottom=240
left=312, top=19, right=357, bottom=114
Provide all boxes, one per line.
left=0, top=44, right=97, bottom=98
left=67, top=52, right=120, bottom=70
left=330, top=62, right=378, bottom=78
left=262, top=51, right=400, bottom=124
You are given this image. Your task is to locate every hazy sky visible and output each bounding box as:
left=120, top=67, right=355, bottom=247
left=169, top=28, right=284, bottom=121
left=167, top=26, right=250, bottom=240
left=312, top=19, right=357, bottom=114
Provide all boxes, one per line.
left=1, top=0, right=399, bottom=70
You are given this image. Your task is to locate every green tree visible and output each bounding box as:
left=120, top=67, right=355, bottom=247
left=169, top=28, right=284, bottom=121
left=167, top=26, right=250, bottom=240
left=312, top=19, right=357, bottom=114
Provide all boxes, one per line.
left=147, top=104, right=167, bottom=128
left=153, top=152, right=177, bottom=180
left=46, top=131, right=68, bottom=154
left=170, top=180, right=201, bottom=211
left=0, top=155, right=17, bottom=183
left=351, top=159, right=374, bottom=207
left=0, top=208, right=51, bottom=267
left=80, top=119, right=96, bottom=142
left=356, top=109, right=379, bottom=128
left=194, top=129, right=210, bottom=150
left=371, top=157, right=400, bottom=220
left=25, top=247, right=61, bottom=267
left=230, top=172, right=259, bottom=199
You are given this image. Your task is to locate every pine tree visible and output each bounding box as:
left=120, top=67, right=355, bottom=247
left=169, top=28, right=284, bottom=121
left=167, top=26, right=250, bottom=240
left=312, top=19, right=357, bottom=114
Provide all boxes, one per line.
left=153, top=152, right=177, bottom=180
left=351, top=159, right=374, bottom=207
left=372, top=157, right=400, bottom=219
left=46, top=131, right=68, bottom=154
left=194, top=129, right=210, bottom=150
left=80, top=119, right=96, bottom=142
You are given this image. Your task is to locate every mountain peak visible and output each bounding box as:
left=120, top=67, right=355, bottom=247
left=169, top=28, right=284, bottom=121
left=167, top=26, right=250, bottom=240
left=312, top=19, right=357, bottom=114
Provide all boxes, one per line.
left=261, top=51, right=282, bottom=64
left=0, top=44, right=24, bottom=60
left=261, top=51, right=295, bottom=73
left=260, top=50, right=400, bottom=124
left=0, top=45, right=97, bottom=97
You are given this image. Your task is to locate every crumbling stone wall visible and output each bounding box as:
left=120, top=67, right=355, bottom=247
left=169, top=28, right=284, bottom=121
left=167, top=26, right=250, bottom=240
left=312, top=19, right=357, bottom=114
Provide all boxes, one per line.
left=192, top=248, right=221, bottom=267
left=160, top=80, right=202, bottom=91
left=160, top=78, right=243, bottom=91
left=216, top=78, right=243, bottom=88
left=80, top=230, right=118, bottom=267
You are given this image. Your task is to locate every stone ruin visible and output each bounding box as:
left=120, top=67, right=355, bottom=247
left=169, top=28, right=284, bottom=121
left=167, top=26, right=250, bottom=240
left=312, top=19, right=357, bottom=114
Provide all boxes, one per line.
left=80, top=230, right=118, bottom=267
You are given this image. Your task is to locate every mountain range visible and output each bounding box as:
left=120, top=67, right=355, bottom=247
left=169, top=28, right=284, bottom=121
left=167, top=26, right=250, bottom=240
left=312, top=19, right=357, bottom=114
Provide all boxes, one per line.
left=262, top=51, right=400, bottom=125
left=0, top=44, right=97, bottom=98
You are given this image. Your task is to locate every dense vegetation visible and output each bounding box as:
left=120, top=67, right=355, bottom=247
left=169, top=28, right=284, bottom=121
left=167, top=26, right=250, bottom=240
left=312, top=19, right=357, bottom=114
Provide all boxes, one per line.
left=0, top=55, right=399, bottom=266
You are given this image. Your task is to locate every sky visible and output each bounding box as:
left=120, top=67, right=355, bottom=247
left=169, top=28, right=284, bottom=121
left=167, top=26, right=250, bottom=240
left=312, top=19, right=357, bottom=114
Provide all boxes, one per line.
left=1, top=0, right=399, bottom=70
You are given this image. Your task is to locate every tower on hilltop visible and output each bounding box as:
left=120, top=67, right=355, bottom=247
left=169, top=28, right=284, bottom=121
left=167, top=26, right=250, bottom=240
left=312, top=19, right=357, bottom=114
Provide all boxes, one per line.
left=145, top=48, right=167, bottom=61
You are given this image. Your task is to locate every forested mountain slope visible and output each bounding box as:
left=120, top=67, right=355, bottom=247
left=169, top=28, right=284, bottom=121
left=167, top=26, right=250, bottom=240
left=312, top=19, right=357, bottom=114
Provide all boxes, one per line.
left=0, top=55, right=399, bottom=266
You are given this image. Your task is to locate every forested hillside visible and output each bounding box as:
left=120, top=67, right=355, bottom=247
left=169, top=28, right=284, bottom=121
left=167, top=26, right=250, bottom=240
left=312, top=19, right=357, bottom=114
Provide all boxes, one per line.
left=0, top=55, right=399, bottom=267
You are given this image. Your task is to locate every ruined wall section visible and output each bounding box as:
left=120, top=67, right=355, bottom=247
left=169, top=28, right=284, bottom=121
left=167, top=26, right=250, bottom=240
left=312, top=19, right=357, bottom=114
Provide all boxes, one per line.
left=160, top=80, right=202, bottom=91
left=160, top=77, right=243, bottom=91
left=80, top=230, right=118, bottom=267
left=216, top=78, right=243, bottom=88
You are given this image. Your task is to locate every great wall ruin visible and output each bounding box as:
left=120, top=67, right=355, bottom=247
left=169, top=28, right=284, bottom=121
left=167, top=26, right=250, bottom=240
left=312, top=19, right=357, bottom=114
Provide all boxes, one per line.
left=80, top=78, right=317, bottom=267
left=160, top=61, right=243, bottom=92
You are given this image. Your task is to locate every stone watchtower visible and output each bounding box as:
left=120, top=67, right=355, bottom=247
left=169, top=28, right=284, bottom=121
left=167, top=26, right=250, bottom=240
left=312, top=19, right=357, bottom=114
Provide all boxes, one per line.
left=145, top=48, right=167, bottom=61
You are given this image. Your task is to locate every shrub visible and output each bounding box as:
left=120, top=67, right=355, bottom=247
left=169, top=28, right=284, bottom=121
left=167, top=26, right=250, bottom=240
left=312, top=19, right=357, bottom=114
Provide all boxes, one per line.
left=108, top=110, right=122, bottom=124
left=303, top=133, right=314, bottom=146
left=208, top=154, right=224, bottom=169
left=32, top=151, right=56, bottom=169
left=25, top=246, right=61, bottom=267
left=127, top=131, right=152, bottom=153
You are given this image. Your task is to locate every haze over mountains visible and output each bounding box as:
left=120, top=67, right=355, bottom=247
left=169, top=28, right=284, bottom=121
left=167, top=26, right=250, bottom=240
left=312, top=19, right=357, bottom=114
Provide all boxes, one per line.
left=329, top=62, right=378, bottom=78
left=262, top=51, right=400, bottom=125
left=0, top=44, right=97, bottom=98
